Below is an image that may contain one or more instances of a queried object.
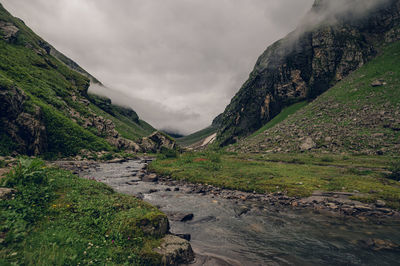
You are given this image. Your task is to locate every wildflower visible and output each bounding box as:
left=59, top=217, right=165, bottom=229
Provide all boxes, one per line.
left=127, top=237, right=130, bottom=240
left=83, top=251, right=87, bottom=255
left=112, top=240, right=114, bottom=244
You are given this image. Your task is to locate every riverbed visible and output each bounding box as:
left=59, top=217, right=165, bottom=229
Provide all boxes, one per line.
left=74, top=159, right=400, bottom=266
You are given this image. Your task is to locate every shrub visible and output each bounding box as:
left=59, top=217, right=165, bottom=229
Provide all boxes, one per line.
left=2, top=158, right=47, bottom=187
left=321, top=156, right=334, bottom=162
left=160, top=147, right=178, bottom=158
left=387, top=161, right=400, bottom=181
left=100, top=153, right=114, bottom=161
left=206, top=152, right=221, bottom=163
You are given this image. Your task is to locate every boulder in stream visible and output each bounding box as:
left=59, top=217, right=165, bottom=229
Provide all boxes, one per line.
left=154, top=235, right=194, bottom=265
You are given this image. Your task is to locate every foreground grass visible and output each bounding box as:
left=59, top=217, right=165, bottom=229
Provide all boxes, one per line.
left=0, top=158, right=165, bottom=265
left=149, top=152, right=400, bottom=209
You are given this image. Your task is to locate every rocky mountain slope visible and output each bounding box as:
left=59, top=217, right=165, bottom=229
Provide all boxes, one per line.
left=215, top=0, right=400, bottom=146
left=232, top=41, right=400, bottom=155
left=0, top=4, right=174, bottom=157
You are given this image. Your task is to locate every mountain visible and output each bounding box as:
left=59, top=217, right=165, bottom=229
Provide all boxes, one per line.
left=214, top=0, right=400, bottom=146
left=232, top=41, right=400, bottom=155
left=0, top=4, right=174, bottom=157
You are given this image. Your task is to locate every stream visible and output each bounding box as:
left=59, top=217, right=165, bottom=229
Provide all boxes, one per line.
left=76, top=159, right=400, bottom=266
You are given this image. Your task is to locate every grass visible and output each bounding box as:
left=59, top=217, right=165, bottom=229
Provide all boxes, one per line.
left=176, top=126, right=217, bottom=147
left=149, top=152, right=400, bottom=209
left=0, top=158, right=165, bottom=265
left=0, top=4, right=156, bottom=157
left=251, top=101, right=308, bottom=137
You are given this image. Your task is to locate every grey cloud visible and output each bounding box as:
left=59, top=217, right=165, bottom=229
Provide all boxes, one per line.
left=300, top=0, right=391, bottom=29
left=2, top=0, right=315, bottom=134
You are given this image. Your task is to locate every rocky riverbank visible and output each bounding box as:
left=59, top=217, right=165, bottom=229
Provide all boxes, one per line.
left=55, top=158, right=400, bottom=222
left=54, top=158, right=400, bottom=265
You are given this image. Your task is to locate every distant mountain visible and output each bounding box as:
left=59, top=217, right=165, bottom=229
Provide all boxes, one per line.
left=214, top=0, right=400, bottom=146
left=0, top=4, right=175, bottom=157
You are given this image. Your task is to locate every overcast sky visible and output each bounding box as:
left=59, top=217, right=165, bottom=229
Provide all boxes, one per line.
left=2, top=0, right=314, bottom=135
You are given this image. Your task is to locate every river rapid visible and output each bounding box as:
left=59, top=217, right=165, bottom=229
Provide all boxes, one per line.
left=75, top=159, right=400, bottom=266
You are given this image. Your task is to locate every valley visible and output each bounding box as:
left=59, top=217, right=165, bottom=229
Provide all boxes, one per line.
left=1, top=0, right=400, bottom=265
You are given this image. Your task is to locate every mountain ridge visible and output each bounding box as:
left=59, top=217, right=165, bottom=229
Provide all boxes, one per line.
left=214, top=0, right=400, bottom=146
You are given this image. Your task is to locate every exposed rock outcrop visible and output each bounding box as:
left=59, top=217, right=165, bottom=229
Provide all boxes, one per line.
left=215, top=0, right=400, bottom=146
left=0, top=84, right=47, bottom=155
left=140, top=132, right=177, bottom=153
left=0, top=21, right=19, bottom=42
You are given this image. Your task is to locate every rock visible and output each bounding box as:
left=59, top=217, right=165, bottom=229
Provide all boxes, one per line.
left=148, top=189, right=159, bottom=194
left=0, top=21, right=19, bottom=41
left=375, top=200, right=386, bottom=207
left=142, top=174, right=158, bottom=182
left=135, top=192, right=144, bottom=200
left=354, top=205, right=373, bottom=212
left=168, top=212, right=194, bottom=222
left=359, top=238, right=400, bottom=251
left=0, top=85, right=48, bottom=156
left=0, top=188, right=16, bottom=200
left=172, top=233, right=191, bottom=241
left=139, top=216, right=169, bottom=237
left=173, top=187, right=180, bottom=192
left=140, top=131, right=177, bottom=153
left=235, top=206, right=250, bottom=216
left=371, top=80, right=386, bottom=87
left=165, top=188, right=171, bottom=192
left=300, top=137, right=316, bottom=151
left=108, top=158, right=126, bottom=163
left=154, top=235, right=194, bottom=265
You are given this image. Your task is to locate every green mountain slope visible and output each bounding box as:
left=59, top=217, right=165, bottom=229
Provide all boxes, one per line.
left=234, top=41, right=400, bottom=155
left=0, top=4, right=160, bottom=157
left=214, top=0, right=400, bottom=146
left=175, top=126, right=217, bottom=147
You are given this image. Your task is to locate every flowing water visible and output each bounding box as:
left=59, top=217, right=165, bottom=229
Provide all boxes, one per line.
left=78, top=160, right=400, bottom=266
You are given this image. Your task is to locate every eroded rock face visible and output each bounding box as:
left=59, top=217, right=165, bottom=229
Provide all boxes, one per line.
left=154, top=235, right=195, bottom=266
left=0, top=21, right=19, bottom=41
left=140, top=132, right=176, bottom=153
left=215, top=0, right=400, bottom=146
left=0, top=85, right=47, bottom=155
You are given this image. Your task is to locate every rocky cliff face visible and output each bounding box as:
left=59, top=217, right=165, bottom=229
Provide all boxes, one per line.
left=215, top=0, right=400, bottom=146
left=0, top=83, right=47, bottom=155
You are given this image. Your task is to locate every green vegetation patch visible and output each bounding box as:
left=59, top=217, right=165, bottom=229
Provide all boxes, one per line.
left=251, top=101, right=308, bottom=137
left=150, top=152, right=400, bottom=209
left=0, top=158, right=165, bottom=265
left=39, top=102, right=111, bottom=158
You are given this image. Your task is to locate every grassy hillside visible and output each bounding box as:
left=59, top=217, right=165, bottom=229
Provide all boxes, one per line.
left=0, top=4, right=155, bottom=157
left=234, top=41, right=400, bottom=155
left=1, top=158, right=165, bottom=265
left=176, top=126, right=217, bottom=147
